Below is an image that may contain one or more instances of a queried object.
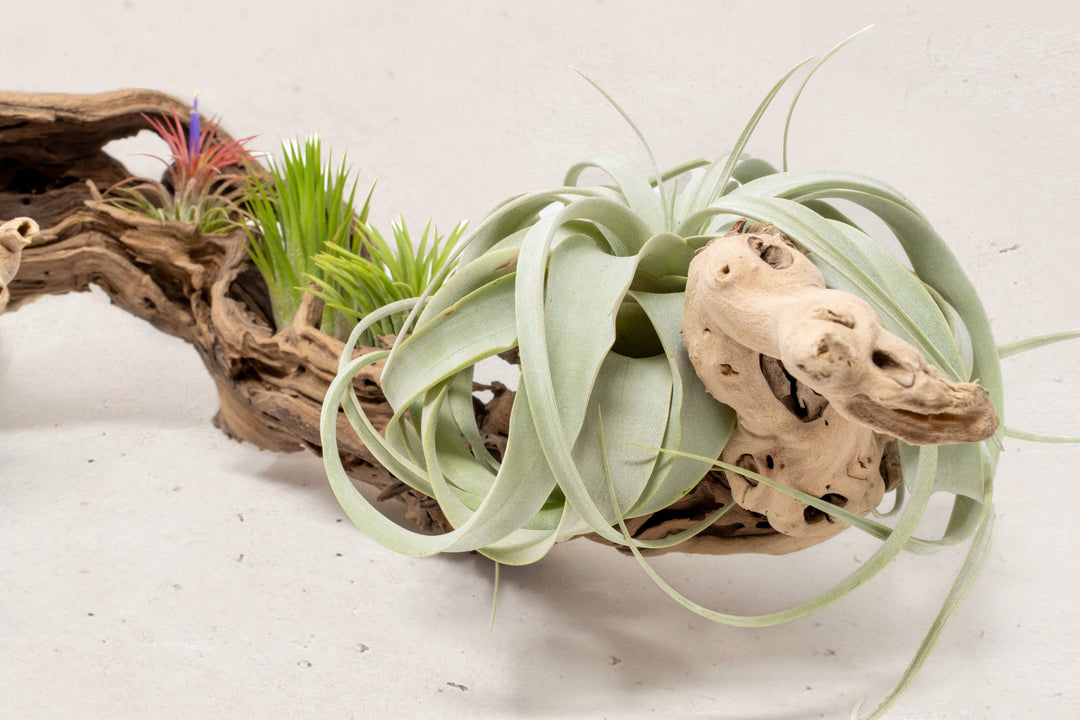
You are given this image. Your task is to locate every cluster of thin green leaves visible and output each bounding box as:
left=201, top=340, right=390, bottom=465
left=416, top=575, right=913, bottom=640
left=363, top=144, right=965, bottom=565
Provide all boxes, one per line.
left=243, top=136, right=463, bottom=341
left=320, top=34, right=1075, bottom=720
left=309, top=216, right=466, bottom=345
left=244, top=136, right=363, bottom=335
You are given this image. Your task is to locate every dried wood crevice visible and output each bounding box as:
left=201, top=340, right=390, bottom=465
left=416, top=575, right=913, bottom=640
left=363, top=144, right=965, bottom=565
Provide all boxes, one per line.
left=670, top=221, right=998, bottom=555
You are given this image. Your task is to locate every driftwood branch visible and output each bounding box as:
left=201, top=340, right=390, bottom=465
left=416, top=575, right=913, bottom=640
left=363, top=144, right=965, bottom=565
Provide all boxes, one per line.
left=6, top=88, right=976, bottom=557
left=1, top=89, right=449, bottom=532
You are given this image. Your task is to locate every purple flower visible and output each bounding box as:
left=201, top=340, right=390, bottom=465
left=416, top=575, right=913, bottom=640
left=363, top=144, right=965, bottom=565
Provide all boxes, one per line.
left=137, top=94, right=255, bottom=208
left=189, top=90, right=201, bottom=159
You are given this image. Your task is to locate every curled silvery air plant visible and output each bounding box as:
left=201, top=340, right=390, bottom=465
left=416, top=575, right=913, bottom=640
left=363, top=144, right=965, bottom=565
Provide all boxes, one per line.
left=319, top=34, right=1077, bottom=719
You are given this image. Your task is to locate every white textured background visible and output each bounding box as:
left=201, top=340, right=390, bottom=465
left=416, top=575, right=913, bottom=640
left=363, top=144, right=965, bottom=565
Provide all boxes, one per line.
left=2, top=2, right=1078, bottom=719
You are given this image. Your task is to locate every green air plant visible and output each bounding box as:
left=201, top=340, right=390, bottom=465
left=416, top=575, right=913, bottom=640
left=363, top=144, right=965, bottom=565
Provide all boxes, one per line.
left=308, top=215, right=466, bottom=346
left=104, top=93, right=254, bottom=234
left=244, top=135, right=363, bottom=334
left=243, top=137, right=464, bottom=341
left=319, top=35, right=1076, bottom=720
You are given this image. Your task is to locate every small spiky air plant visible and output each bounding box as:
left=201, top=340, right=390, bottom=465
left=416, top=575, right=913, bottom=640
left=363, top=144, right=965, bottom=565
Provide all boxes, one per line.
left=243, top=136, right=365, bottom=334
left=243, top=136, right=464, bottom=339
left=104, top=91, right=255, bottom=233
left=308, top=215, right=466, bottom=344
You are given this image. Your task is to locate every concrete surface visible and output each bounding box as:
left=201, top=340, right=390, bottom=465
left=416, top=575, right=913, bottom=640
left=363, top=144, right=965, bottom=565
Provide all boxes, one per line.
left=2, top=2, right=1078, bottom=718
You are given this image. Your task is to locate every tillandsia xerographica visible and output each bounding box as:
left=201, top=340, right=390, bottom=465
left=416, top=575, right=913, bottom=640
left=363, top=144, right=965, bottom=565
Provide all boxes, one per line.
left=319, top=33, right=1077, bottom=719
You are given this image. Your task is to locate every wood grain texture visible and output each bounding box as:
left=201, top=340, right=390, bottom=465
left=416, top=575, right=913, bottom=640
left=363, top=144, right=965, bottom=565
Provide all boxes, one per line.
left=1, top=89, right=449, bottom=532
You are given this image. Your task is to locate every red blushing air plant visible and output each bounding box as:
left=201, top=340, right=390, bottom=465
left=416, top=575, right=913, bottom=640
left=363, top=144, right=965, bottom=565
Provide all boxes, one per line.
left=103, top=91, right=257, bottom=233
